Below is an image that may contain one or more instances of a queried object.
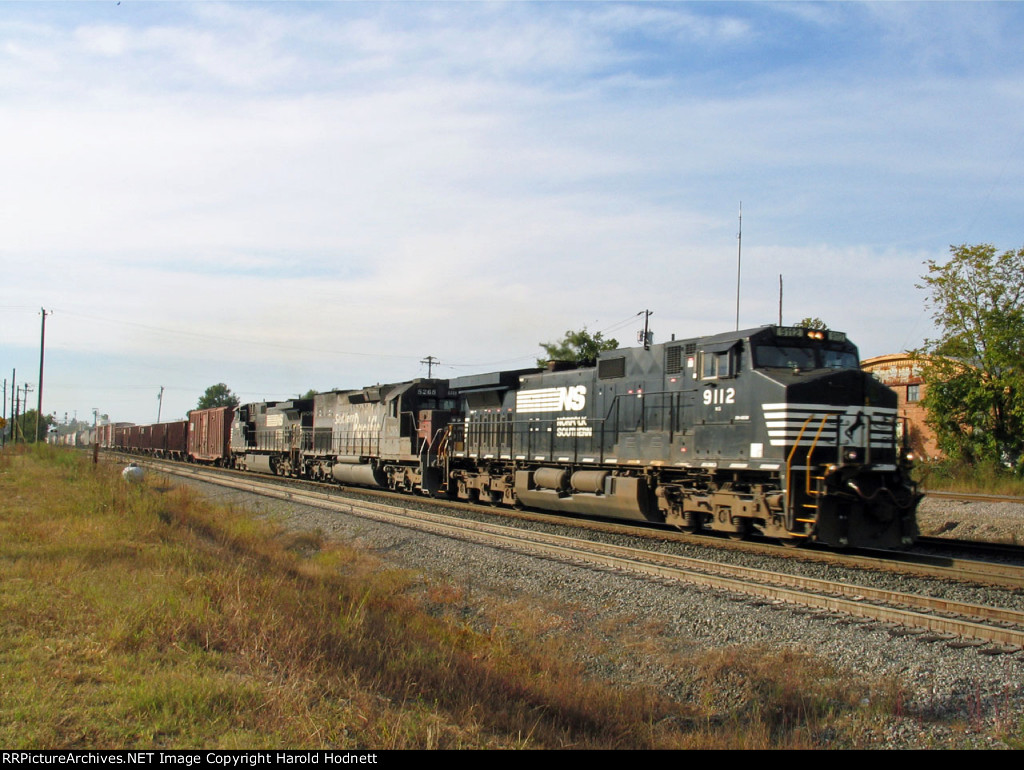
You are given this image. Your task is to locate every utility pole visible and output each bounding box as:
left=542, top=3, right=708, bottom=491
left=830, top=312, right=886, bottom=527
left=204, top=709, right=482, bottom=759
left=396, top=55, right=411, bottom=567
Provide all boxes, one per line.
left=1, top=378, right=6, bottom=448
left=36, top=308, right=49, bottom=443
left=23, top=384, right=34, bottom=441
left=17, top=384, right=33, bottom=443
left=637, top=309, right=653, bottom=349
left=10, top=370, right=15, bottom=444
left=157, top=386, right=164, bottom=423
left=420, top=356, right=439, bottom=378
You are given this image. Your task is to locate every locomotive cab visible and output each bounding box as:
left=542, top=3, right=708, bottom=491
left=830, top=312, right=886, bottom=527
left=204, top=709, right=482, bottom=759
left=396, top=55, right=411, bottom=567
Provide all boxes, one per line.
left=741, top=326, right=919, bottom=547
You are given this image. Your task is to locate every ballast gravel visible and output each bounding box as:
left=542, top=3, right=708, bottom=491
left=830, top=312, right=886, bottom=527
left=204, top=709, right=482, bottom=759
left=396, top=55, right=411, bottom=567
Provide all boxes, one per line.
left=171, top=476, right=1024, bottom=749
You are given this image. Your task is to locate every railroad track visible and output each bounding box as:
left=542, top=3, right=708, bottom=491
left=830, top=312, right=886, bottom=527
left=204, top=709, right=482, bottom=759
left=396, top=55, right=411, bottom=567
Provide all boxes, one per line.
left=117, top=452, right=1024, bottom=590
left=153, top=461, right=1024, bottom=652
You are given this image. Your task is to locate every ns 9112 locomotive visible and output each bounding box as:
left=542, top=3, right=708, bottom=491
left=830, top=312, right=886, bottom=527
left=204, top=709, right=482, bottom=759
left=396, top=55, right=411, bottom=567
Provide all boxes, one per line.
left=444, top=324, right=920, bottom=549
left=201, top=324, right=919, bottom=550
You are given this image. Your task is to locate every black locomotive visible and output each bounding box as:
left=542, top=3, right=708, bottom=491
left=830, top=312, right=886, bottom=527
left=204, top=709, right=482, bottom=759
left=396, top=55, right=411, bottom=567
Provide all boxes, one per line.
left=214, top=324, right=919, bottom=549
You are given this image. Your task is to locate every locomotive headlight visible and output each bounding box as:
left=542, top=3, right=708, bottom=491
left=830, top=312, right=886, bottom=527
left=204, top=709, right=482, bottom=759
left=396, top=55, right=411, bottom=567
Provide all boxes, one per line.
left=843, top=448, right=863, bottom=464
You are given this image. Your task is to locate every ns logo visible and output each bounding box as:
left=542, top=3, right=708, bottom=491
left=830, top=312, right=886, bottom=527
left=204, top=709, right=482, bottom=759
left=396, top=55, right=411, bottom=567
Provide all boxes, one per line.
left=557, top=385, right=588, bottom=411
left=516, top=385, right=588, bottom=413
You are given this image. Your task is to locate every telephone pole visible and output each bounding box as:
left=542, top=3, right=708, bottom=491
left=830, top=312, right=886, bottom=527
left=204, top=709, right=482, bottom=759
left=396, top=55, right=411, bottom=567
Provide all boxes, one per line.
left=9, top=370, right=15, bottom=444
left=36, top=308, right=49, bottom=442
left=17, top=384, right=33, bottom=442
left=421, top=355, right=439, bottom=378
left=637, top=310, right=653, bottom=350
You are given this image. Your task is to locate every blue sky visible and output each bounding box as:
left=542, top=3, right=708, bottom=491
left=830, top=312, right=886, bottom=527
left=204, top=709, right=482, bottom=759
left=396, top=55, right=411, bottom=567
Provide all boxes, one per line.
left=1, top=1, right=1022, bottom=425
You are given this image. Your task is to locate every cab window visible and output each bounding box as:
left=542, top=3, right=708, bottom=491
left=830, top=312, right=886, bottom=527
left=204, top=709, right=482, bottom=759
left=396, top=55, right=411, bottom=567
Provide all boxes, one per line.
left=701, top=347, right=737, bottom=379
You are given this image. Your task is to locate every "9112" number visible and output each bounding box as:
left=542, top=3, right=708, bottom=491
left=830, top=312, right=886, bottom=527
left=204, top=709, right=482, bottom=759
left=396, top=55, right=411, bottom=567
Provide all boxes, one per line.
left=703, top=387, right=736, bottom=406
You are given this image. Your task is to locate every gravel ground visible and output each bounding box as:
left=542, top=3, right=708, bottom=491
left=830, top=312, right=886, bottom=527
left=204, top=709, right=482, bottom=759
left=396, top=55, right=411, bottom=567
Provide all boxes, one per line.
left=918, top=495, right=1024, bottom=544
left=172, top=476, right=1024, bottom=749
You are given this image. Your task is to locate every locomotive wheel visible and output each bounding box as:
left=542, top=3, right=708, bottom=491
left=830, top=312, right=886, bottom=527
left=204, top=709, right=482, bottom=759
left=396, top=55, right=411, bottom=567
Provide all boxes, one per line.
left=727, top=521, right=753, bottom=541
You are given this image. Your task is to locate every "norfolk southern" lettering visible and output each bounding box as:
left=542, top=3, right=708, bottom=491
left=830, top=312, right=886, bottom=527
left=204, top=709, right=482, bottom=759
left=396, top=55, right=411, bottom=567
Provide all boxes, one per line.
left=515, top=386, right=587, bottom=413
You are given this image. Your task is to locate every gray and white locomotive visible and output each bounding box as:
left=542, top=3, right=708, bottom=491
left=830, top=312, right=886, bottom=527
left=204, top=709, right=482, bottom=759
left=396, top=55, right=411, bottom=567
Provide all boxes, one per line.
left=445, top=325, right=919, bottom=549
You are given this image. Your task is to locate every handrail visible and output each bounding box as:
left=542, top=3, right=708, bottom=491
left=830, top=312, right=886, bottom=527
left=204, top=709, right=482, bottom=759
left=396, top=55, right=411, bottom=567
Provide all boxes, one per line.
left=804, top=415, right=831, bottom=498
left=784, top=415, right=816, bottom=529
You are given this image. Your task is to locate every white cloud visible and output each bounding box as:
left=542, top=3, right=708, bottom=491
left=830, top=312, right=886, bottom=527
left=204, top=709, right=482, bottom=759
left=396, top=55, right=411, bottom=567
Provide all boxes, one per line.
left=588, top=4, right=753, bottom=44
left=2, top=2, right=1023, bottom=423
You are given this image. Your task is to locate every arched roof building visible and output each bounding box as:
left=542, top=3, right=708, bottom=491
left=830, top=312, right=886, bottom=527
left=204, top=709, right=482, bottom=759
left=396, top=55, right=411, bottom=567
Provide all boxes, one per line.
left=860, top=353, right=940, bottom=459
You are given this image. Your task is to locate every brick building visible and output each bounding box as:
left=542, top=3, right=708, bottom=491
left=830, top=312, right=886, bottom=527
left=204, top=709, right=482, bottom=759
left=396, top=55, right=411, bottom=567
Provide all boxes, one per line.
left=860, top=353, right=941, bottom=459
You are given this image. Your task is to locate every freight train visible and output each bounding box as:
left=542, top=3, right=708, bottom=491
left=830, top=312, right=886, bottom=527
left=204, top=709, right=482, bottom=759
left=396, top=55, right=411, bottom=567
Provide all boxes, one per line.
left=97, top=324, right=921, bottom=549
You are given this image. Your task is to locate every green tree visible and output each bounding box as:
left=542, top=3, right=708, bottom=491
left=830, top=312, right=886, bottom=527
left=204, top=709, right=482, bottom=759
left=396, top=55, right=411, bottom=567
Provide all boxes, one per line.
left=538, top=327, right=619, bottom=367
left=11, top=409, right=55, bottom=443
left=196, top=383, right=240, bottom=410
left=797, top=317, right=828, bottom=330
left=916, top=243, right=1024, bottom=467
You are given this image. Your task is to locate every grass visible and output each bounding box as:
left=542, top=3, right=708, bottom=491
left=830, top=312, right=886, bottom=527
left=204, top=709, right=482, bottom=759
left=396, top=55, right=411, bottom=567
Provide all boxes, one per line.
left=915, top=458, right=1024, bottom=496
left=0, top=444, right=1014, bottom=748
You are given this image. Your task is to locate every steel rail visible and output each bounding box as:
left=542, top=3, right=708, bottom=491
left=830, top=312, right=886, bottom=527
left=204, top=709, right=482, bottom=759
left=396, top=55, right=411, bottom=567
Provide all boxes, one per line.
left=923, top=490, right=1024, bottom=505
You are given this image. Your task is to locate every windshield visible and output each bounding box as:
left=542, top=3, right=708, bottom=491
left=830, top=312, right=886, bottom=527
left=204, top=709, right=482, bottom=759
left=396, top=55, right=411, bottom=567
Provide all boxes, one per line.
left=753, top=344, right=858, bottom=370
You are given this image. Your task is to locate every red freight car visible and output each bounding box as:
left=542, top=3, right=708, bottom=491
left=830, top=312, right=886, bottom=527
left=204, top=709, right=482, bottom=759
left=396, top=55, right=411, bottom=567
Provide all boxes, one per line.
left=126, top=425, right=146, bottom=453
left=151, top=420, right=188, bottom=459
left=113, top=424, right=130, bottom=451
left=164, top=420, right=188, bottom=460
left=188, top=407, right=233, bottom=465
left=97, top=423, right=134, bottom=450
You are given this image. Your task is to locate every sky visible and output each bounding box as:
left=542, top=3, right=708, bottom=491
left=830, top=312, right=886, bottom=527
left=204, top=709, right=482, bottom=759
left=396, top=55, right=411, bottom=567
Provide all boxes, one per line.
left=1, top=1, right=1022, bottom=426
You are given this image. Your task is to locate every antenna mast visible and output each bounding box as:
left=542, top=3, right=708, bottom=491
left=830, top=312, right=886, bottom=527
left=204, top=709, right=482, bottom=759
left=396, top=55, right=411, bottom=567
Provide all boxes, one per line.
left=735, top=202, right=742, bottom=331
left=778, top=274, right=783, bottom=326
